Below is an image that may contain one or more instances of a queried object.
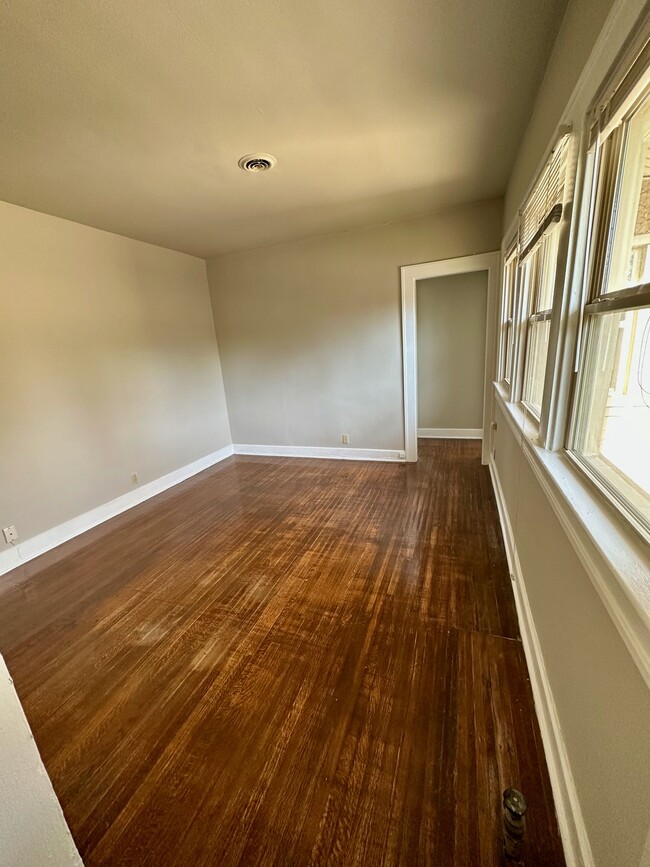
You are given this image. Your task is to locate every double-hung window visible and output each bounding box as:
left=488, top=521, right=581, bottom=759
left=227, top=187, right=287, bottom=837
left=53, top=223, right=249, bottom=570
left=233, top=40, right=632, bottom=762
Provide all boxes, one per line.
left=568, top=65, right=650, bottom=537
left=518, top=135, right=569, bottom=417
left=500, top=247, right=517, bottom=388
left=521, top=231, right=558, bottom=415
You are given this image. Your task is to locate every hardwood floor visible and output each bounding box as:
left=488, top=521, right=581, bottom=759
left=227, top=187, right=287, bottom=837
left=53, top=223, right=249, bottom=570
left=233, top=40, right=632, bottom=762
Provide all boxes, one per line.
left=0, top=440, right=565, bottom=866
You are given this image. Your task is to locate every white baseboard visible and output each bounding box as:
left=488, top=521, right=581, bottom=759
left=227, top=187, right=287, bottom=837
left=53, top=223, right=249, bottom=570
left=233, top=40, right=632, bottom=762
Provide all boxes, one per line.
left=489, top=459, right=594, bottom=867
left=0, top=444, right=234, bottom=578
left=417, top=427, right=482, bottom=439
left=233, top=444, right=405, bottom=462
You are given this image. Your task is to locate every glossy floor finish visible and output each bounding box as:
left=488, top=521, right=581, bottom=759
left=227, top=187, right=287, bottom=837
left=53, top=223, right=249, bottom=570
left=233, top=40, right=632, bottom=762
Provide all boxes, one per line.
left=0, top=440, right=565, bottom=866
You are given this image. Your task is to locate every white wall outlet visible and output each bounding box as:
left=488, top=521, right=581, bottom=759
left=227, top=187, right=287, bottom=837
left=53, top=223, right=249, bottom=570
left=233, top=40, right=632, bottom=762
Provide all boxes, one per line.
left=2, top=525, right=18, bottom=544
left=398, top=451, right=405, bottom=460
left=341, top=434, right=350, bottom=444
left=131, top=472, right=139, bottom=485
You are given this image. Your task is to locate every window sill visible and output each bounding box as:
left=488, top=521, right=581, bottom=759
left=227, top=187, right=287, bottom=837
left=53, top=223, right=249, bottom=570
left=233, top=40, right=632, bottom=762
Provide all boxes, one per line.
left=494, top=386, right=543, bottom=445
left=493, top=382, right=650, bottom=689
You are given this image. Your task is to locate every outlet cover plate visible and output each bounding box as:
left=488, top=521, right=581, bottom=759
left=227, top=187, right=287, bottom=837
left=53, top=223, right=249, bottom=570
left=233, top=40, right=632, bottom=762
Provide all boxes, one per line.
left=3, top=525, right=18, bottom=544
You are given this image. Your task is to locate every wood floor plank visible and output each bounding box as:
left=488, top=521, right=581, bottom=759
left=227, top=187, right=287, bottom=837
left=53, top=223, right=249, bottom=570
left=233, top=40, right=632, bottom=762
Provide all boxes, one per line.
left=0, top=439, right=565, bottom=866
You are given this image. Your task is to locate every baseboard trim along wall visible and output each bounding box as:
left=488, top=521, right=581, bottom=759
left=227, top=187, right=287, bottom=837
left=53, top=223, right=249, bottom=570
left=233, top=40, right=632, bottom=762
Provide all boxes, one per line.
left=417, top=427, right=482, bottom=439
left=0, top=445, right=235, bottom=578
left=0, top=442, right=407, bottom=577
left=234, top=444, right=406, bottom=461
left=489, top=459, right=594, bottom=867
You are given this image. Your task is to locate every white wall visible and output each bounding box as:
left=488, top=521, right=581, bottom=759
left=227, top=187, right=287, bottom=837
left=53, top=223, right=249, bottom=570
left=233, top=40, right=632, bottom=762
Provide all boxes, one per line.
left=207, top=199, right=502, bottom=450
left=0, top=656, right=82, bottom=866
left=493, top=406, right=650, bottom=867
left=416, top=271, right=487, bottom=431
left=497, top=0, right=650, bottom=864
left=0, top=200, right=232, bottom=553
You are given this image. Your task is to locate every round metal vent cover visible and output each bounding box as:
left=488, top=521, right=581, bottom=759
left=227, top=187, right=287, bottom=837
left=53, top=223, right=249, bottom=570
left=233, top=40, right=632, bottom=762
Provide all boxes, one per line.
left=238, top=153, right=277, bottom=172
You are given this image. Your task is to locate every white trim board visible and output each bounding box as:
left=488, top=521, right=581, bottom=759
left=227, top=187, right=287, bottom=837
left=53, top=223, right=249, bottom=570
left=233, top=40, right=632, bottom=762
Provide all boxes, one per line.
left=234, top=444, right=405, bottom=462
left=489, top=458, right=594, bottom=867
left=0, top=444, right=234, bottom=578
left=417, top=427, right=482, bottom=439
left=400, top=251, right=501, bottom=466
left=493, top=383, right=650, bottom=690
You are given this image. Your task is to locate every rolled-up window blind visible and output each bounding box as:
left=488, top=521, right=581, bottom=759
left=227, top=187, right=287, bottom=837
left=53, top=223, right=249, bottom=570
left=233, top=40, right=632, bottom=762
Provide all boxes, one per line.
left=599, top=38, right=650, bottom=138
left=588, top=27, right=650, bottom=147
left=519, top=133, right=570, bottom=261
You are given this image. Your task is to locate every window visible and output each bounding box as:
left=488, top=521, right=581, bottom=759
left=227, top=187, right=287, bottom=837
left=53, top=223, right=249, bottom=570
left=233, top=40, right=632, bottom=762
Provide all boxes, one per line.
left=521, top=232, right=559, bottom=415
left=499, top=248, right=517, bottom=386
left=518, top=135, right=569, bottom=418
left=569, top=82, right=650, bottom=537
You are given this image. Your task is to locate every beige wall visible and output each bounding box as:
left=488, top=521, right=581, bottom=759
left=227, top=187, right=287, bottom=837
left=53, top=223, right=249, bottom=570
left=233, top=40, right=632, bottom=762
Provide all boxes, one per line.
left=493, top=406, right=650, bottom=867
left=0, top=656, right=82, bottom=866
left=497, top=0, right=650, bottom=864
left=0, top=200, right=231, bottom=550
left=207, top=199, right=502, bottom=450
left=416, top=271, right=487, bottom=430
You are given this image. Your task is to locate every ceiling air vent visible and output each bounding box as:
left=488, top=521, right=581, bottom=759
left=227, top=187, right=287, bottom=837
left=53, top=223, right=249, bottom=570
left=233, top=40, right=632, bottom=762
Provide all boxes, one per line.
left=238, top=153, right=277, bottom=173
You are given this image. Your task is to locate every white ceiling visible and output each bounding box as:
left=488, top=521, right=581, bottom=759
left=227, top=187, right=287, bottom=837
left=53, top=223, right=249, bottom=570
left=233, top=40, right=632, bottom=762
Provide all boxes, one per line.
left=0, top=0, right=567, bottom=257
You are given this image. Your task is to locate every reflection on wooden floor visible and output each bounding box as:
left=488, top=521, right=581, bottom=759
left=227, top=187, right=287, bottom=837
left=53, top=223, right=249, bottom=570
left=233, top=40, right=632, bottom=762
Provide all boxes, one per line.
left=0, top=439, right=565, bottom=866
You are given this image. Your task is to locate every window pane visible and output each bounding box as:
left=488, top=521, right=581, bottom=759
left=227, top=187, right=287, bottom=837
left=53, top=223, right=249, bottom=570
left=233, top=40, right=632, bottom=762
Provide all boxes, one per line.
left=501, top=258, right=516, bottom=383
left=522, top=318, right=550, bottom=416
left=536, top=232, right=557, bottom=311
left=526, top=232, right=557, bottom=315
left=572, top=307, right=650, bottom=526
left=508, top=262, right=516, bottom=319
left=606, top=97, right=650, bottom=293
left=520, top=232, right=557, bottom=414
left=504, top=320, right=514, bottom=384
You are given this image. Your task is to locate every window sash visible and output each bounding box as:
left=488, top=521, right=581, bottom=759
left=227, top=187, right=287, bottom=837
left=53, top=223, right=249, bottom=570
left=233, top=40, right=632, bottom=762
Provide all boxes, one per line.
left=593, top=40, right=650, bottom=144
left=567, top=301, right=650, bottom=540
left=530, top=230, right=558, bottom=314
left=587, top=18, right=650, bottom=146
left=585, top=128, right=625, bottom=302
left=568, top=72, right=650, bottom=540
left=500, top=249, right=518, bottom=386
left=504, top=319, right=514, bottom=386
left=519, top=230, right=558, bottom=413
left=521, top=317, right=551, bottom=418
left=585, top=282, right=650, bottom=314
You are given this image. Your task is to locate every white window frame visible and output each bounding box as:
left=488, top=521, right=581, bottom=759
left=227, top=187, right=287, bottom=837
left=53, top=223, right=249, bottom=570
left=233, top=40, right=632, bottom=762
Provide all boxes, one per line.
left=520, top=231, right=559, bottom=419
left=516, top=134, right=571, bottom=423
left=566, top=78, right=650, bottom=543
left=493, top=12, right=650, bottom=694
left=498, top=242, right=518, bottom=389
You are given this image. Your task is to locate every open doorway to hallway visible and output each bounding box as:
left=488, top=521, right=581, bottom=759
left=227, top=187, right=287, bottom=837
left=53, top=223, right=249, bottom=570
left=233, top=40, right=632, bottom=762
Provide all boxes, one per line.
left=401, top=252, right=501, bottom=464
left=416, top=270, right=488, bottom=441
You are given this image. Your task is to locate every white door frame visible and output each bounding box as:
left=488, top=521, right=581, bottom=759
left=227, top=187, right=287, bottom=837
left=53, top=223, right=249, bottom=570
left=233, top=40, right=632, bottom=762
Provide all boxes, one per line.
left=400, top=251, right=501, bottom=464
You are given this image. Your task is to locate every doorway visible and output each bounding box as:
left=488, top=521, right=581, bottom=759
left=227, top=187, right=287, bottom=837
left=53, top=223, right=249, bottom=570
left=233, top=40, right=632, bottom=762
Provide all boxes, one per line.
left=400, top=252, right=500, bottom=464
left=417, top=270, right=487, bottom=439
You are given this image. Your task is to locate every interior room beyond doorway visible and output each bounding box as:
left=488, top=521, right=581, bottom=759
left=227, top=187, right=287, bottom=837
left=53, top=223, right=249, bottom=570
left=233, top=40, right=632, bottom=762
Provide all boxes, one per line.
left=416, top=270, right=488, bottom=440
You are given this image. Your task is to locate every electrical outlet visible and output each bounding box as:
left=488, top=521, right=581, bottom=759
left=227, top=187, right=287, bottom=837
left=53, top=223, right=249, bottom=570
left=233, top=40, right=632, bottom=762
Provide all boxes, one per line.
left=398, top=451, right=405, bottom=460
left=341, top=434, right=349, bottom=444
left=3, top=525, right=18, bottom=544
left=131, top=472, right=139, bottom=485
